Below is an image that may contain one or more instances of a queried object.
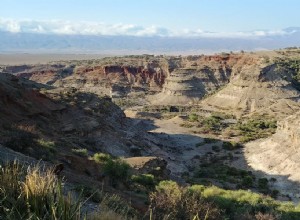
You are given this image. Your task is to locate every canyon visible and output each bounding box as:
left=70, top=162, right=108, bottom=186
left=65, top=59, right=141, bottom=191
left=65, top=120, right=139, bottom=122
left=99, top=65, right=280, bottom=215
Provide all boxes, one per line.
left=1, top=48, right=300, bottom=218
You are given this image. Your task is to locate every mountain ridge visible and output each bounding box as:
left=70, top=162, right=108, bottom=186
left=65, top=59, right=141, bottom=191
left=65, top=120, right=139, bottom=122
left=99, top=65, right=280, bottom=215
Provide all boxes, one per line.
left=0, top=27, right=300, bottom=53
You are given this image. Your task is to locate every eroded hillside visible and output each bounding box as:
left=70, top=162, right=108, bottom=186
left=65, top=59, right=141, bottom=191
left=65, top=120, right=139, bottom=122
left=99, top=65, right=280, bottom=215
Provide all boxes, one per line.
left=2, top=49, right=300, bottom=118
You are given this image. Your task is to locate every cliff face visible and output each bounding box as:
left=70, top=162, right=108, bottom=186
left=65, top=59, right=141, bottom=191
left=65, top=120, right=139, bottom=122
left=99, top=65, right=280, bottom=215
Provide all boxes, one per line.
left=9, top=54, right=238, bottom=101
left=202, top=54, right=300, bottom=117
left=3, top=51, right=300, bottom=117
left=104, top=65, right=166, bottom=87
left=1, top=55, right=242, bottom=101
left=241, top=112, right=300, bottom=198
left=151, top=54, right=235, bottom=104
left=11, top=56, right=171, bottom=98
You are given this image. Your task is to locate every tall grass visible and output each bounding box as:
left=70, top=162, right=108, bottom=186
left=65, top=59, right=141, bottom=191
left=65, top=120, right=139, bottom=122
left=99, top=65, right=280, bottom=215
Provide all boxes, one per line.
left=0, top=161, right=83, bottom=220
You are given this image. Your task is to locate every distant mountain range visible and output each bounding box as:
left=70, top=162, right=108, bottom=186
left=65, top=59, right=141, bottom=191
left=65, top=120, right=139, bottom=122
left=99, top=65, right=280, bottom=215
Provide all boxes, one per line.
left=0, top=27, right=300, bottom=54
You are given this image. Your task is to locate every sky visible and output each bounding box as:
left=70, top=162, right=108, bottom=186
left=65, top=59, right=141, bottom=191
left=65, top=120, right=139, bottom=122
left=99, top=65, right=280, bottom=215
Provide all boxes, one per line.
left=0, top=0, right=299, bottom=37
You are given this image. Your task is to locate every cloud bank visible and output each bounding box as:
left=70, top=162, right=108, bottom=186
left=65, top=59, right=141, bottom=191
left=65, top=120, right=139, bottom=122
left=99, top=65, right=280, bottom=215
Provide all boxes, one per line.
left=0, top=18, right=297, bottom=38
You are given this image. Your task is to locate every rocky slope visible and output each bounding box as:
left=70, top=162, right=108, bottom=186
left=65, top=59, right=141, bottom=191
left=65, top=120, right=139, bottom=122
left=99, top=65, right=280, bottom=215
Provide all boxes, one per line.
left=0, top=72, right=133, bottom=158
left=202, top=53, right=300, bottom=118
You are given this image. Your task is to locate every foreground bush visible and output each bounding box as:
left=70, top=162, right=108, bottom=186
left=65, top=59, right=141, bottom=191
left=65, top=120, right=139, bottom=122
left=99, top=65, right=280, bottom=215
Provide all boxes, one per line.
left=149, top=181, right=222, bottom=220
left=150, top=181, right=300, bottom=220
left=190, top=185, right=300, bottom=219
left=0, top=162, right=82, bottom=220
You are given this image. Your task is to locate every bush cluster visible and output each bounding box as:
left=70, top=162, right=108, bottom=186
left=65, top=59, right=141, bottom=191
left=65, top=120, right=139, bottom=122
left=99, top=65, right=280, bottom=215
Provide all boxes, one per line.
left=131, top=174, right=156, bottom=190
left=236, top=118, right=277, bottom=143
left=150, top=181, right=300, bottom=220
left=93, top=153, right=131, bottom=185
left=150, top=181, right=222, bottom=220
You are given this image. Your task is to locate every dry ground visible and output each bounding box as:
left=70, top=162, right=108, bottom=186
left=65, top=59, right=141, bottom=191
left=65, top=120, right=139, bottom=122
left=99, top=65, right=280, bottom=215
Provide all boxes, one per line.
left=0, top=54, right=110, bottom=65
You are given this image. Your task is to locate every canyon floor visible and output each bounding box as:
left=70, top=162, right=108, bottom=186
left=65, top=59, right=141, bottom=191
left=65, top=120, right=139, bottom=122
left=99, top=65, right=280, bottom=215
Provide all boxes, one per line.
left=125, top=108, right=300, bottom=203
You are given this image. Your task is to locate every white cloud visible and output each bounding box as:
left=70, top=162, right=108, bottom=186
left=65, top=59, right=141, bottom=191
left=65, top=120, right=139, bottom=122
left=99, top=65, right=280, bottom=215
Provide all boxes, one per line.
left=0, top=19, right=21, bottom=33
left=0, top=18, right=295, bottom=38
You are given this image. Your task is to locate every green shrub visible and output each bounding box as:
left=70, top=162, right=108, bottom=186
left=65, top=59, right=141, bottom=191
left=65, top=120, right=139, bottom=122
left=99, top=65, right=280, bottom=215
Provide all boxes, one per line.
left=155, top=181, right=181, bottom=200
left=103, top=159, right=131, bottom=184
left=72, top=148, right=88, bottom=157
left=131, top=174, right=156, bottom=189
left=188, top=113, right=199, bottom=122
left=37, top=139, right=55, bottom=150
left=195, top=138, right=219, bottom=147
left=34, top=139, right=57, bottom=160
left=0, top=161, right=138, bottom=219
left=258, top=178, right=269, bottom=192
left=194, top=163, right=256, bottom=190
left=150, top=181, right=222, bottom=220
left=93, top=152, right=113, bottom=163
left=275, top=57, right=300, bottom=83
left=190, top=184, right=300, bottom=219
left=92, top=153, right=130, bottom=186
left=202, top=115, right=222, bottom=131
left=241, top=176, right=254, bottom=188
left=236, top=118, right=277, bottom=143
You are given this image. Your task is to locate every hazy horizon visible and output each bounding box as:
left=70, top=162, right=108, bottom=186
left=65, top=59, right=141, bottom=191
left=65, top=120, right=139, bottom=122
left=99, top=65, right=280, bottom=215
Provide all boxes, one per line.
left=1, top=0, right=300, bottom=53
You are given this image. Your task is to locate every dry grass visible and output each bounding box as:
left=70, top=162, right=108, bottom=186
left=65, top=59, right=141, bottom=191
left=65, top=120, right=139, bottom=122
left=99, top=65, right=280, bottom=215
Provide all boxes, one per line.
left=0, top=161, right=138, bottom=220
left=0, top=161, right=82, bottom=219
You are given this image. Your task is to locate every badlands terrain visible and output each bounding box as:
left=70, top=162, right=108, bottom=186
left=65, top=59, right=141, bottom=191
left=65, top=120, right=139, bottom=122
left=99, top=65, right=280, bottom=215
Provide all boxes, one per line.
left=1, top=48, right=300, bottom=219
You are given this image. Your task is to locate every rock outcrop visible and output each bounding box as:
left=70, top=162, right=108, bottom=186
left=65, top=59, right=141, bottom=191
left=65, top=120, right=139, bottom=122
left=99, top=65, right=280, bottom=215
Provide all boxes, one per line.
left=202, top=55, right=300, bottom=118
left=151, top=65, right=230, bottom=104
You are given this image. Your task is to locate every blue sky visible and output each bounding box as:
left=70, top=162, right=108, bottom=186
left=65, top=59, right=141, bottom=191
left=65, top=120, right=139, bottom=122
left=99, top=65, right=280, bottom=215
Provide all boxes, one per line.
left=0, top=0, right=299, bottom=36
